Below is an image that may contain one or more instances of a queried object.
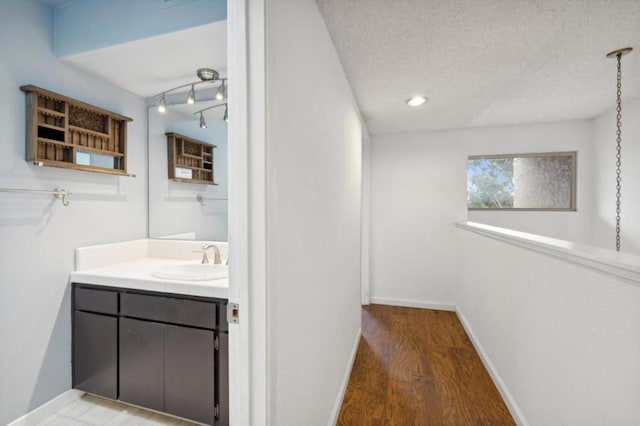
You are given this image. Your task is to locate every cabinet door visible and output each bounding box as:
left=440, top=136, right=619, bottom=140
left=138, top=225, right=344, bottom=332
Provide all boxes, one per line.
left=73, top=311, right=117, bottom=399
left=119, top=318, right=164, bottom=412
left=164, top=324, right=215, bottom=425
left=217, top=332, right=229, bottom=426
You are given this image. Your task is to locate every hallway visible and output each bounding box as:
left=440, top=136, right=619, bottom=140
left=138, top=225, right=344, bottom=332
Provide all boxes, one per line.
left=337, top=305, right=514, bottom=425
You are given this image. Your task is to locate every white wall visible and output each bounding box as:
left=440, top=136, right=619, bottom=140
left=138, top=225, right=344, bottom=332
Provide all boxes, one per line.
left=464, top=121, right=593, bottom=241
left=370, top=120, right=592, bottom=306
left=370, top=132, right=463, bottom=308
left=455, top=227, right=640, bottom=425
left=0, top=2, right=147, bottom=424
left=590, top=97, right=640, bottom=254
left=266, top=0, right=363, bottom=424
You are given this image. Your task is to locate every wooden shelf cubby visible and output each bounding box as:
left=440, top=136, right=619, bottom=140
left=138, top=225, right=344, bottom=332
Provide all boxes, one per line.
left=166, top=132, right=217, bottom=185
left=21, top=85, right=132, bottom=175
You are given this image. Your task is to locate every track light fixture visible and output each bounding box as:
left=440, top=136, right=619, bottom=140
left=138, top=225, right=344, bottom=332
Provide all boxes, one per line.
left=153, top=68, right=226, bottom=112
left=194, top=103, right=228, bottom=127
left=187, top=84, right=196, bottom=105
left=215, top=80, right=226, bottom=101
left=158, top=94, right=167, bottom=113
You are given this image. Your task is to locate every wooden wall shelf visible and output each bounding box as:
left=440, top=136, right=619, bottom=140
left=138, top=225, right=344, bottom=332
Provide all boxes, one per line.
left=166, top=132, right=217, bottom=185
left=20, top=85, right=133, bottom=175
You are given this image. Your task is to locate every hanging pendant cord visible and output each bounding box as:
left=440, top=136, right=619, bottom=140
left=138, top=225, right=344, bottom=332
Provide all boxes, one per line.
left=607, top=46, right=632, bottom=252
left=615, top=53, right=623, bottom=252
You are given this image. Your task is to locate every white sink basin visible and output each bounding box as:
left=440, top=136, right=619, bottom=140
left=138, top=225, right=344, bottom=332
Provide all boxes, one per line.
left=152, top=263, right=228, bottom=281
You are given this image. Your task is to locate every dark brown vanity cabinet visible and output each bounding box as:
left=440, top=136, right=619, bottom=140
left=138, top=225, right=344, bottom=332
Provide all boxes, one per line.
left=164, top=324, right=216, bottom=423
left=72, top=287, right=118, bottom=399
left=73, top=311, right=118, bottom=399
left=119, top=318, right=165, bottom=412
left=72, top=284, right=228, bottom=425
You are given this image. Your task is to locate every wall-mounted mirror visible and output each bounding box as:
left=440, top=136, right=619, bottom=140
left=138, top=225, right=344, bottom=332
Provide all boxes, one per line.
left=148, top=99, right=228, bottom=240
left=59, top=18, right=229, bottom=241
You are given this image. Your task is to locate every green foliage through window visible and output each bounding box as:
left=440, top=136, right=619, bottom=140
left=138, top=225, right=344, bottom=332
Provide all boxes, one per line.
left=467, top=158, right=514, bottom=208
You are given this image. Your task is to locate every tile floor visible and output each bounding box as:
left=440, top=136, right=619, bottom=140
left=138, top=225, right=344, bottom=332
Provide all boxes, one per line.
left=37, top=394, right=201, bottom=426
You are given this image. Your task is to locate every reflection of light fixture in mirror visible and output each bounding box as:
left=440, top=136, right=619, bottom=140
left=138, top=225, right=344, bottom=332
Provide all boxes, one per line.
left=158, top=94, right=167, bottom=113
left=187, top=85, right=196, bottom=104
left=152, top=68, right=226, bottom=111
left=193, top=103, right=228, bottom=127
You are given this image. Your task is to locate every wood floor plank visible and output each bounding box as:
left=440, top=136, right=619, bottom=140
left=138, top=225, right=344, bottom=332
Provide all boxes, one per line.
left=385, top=375, right=442, bottom=426
left=337, top=305, right=514, bottom=426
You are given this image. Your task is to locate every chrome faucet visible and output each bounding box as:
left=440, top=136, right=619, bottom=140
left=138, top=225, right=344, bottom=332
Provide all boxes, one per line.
left=199, top=244, right=222, bottom=264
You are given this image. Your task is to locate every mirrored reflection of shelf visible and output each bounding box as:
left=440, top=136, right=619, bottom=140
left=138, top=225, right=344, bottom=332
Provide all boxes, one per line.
left=166, top=132, right=217, bottom=185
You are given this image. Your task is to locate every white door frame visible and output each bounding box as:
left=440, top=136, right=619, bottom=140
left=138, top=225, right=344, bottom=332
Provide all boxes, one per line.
left=227, top=0, right=268, bottom=424
left=361, top=127, right=371, bottom=305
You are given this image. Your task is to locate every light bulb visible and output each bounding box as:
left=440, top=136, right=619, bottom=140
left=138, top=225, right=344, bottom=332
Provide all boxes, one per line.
left=216, top=81, right=226, bottom=101
left=187, top=85, right=195, bottom=104
left=199, top=112, right=208, bottom=128
left=406, top=96, right=427, bottom=107
left=158, top=94, right=167, bottom=113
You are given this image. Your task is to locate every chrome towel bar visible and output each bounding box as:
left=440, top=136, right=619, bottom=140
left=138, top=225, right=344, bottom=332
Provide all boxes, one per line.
left=196, top=194, right=227, bottom=206
left=0, top=187, right=70, bottom=206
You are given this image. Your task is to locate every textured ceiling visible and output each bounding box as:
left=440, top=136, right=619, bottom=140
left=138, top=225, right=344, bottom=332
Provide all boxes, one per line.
left=62, top=21, right=227, bottom=98
left=316, top=0, right=640, bottom=134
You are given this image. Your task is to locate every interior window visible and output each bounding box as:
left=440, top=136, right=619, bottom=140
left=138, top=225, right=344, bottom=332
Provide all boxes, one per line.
left=467, top=152, right=576, bottom=210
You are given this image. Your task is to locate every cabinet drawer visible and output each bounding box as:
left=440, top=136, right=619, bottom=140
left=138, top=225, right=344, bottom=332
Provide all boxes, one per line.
left=121, top=292, right=217, bottom=329
left=74, top=286, right=118, bottom=315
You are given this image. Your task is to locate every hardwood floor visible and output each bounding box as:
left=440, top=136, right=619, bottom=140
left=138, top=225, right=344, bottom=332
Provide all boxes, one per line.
left=337, top=305, right=515, bottom=426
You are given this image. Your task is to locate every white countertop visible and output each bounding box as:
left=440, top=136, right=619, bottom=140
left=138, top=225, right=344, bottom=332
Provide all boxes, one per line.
left=71, top=258, right=229, bottom=298
left=71, top=241, right=229, bottom=299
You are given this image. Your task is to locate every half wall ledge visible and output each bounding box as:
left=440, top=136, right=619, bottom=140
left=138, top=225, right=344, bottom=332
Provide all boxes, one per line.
left=455, top=221, right=640, bottom=286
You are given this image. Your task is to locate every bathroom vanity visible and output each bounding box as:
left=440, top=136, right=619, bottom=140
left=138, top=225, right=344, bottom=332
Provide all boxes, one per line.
left=70, top=239, right=229, bottom=425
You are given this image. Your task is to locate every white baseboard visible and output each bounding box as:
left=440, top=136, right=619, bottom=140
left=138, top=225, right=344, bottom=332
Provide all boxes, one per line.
left=455, top=308, right=528, bottom=426
left=328, top=327, right=362, bottom=426
left=369, top=296, right=456, bottom=311
left=8, top=389, right=85, bottom=426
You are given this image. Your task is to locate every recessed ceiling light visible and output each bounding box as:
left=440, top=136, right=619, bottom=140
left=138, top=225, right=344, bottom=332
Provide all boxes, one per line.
left=407, top=96, right=427, bottom=107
